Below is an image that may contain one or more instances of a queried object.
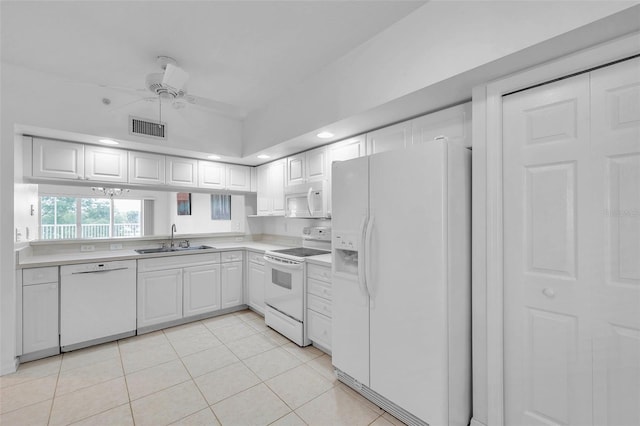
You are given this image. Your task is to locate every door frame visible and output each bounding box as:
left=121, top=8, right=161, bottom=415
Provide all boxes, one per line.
left=473, top=31, right=640, bottom=426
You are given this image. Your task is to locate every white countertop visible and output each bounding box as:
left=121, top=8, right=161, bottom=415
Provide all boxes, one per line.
left=17, top=241, right=333, bottom=268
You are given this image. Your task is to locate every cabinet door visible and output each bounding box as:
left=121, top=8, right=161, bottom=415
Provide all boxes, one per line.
left=306, top=146, right=327, bottom=182
left=166, top=156, right=198, bottom=188
left=248, top=262, right=265, bottom=314
left=226, top=165, right=251, bottom=191
left=286, top=153, right=305, bottom=186
left=367, top=121, right=411, bottom=155
left=270, top=159, right=286, bottom=215
left=183, top=264, right=221, bottom=317
left=199, top=160, right=226, bottom=189
left=128, top=152, right=165, bottom=185
left=221, top=261, right=243, bottom=309
left=23, top=282, right=59, bottom=354
left=411, top=102, right=472, bottom=148
left=84, top=145, right=128, bottom=183
left=32, top=138, right=84, bottom=180
left=256, top=163, right=272, bottom=215
left=137, top=269, right=182, bottom=328
left=326, top=135, right=366, bottom=216
left=307, top=310, right=332, bottom=351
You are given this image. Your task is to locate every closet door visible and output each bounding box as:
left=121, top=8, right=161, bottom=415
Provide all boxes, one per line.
left=590, top=57, right=640, bottom=426
left=503, top=73, right=593, bottom=425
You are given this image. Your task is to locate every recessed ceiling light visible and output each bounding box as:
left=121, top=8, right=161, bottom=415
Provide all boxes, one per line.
left=99, top=139, right=119, bottom=145
left=317, top=131, right=334, bottom=139
left=257, top=154, right=271, bottom=159
left=207, top=155, right=221, bottom=160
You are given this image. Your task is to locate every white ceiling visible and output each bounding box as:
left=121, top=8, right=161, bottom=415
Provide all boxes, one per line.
left=1, top=1, right=426, bottom=114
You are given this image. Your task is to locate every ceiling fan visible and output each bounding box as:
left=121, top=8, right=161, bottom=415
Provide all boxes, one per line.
left=103, top=56, right=246, bottom=119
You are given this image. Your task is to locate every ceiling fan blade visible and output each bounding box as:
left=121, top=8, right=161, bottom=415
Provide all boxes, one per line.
left=106, top=97, right=146, bottom=113
left=185, top=94, right=248, bottom=119
left=162, top=63, right=189, bottom=92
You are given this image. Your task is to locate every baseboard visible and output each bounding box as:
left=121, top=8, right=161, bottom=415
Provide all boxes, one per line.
left=0, top=357, right=19, bottom=376
left=470, top=417, right=487, bottom=426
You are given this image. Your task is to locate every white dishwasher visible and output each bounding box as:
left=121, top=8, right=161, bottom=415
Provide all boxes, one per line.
left=60, top=260, right=136, bottom=351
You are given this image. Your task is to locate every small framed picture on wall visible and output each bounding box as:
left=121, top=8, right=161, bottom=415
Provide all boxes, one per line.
left=177, top=193, right=191, bottom=215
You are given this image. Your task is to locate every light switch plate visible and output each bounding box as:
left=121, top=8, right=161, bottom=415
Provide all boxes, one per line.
left=110, top=243, right=123, bottom=250
left=80, top=245, right=95, bottom=252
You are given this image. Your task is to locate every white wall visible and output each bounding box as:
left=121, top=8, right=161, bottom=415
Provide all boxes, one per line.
left=243, top=1, right=637, bottom=155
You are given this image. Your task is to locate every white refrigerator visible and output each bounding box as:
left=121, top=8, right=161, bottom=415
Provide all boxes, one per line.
left=331, top=141, right=471, bottom=426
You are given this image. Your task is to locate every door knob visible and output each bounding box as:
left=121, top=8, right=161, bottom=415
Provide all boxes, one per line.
left=542, top=288, right=556, bottom=298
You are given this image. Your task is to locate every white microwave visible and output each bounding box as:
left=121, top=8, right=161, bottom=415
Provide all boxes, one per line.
left=284, top=181, right=328, bottom=218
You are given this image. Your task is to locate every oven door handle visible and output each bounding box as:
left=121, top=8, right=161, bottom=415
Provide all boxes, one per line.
left=263, top=255, right=304, bottom=269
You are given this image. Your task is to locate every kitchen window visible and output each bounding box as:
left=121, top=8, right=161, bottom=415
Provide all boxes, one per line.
left=40, top=196, right=142, bottom=239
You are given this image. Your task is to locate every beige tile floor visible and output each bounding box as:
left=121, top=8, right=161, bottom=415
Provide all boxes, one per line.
left=0, top=309, right=406, bottom=426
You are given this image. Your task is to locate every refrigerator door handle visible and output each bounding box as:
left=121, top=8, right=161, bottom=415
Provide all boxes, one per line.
left=364, top=215, right=375, bottom=303
left=306, top=187, right=314, bottom=215
left=357, top=215, right=369, bottom=297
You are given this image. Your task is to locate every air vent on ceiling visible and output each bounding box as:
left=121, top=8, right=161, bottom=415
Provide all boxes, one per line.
left=129, top=116, right=166, bottom=140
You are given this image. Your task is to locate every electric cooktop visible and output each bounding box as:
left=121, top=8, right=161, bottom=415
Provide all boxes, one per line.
left=270, top=247, right=330, bottom=258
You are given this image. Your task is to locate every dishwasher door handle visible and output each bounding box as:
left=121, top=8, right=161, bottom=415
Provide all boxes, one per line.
left=71, top=267, right=130, bottom=275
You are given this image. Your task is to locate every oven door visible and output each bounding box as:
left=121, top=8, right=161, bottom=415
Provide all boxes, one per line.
left=263, top=254, right=305, bottom=321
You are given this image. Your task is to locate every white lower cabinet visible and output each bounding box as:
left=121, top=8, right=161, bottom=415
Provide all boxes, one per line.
left=306, top=263, right=332, bottom=353
left=22, top=266, right=60, bottom=357
left=247, top=251, right=265, bottom=314
left=137, top=269, right=183, bottom=328
left=183, top=264, right=221, bottom=317
left=221, top=254, right=243, bottom=309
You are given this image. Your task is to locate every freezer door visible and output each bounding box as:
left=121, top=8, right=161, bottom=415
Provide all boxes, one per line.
left=331, top=156, right=370, bottom=386
left=368, top=142, right=450, bottom=424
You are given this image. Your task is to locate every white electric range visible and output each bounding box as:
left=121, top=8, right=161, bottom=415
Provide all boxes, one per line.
left=263, top=226, right=331, bottom=346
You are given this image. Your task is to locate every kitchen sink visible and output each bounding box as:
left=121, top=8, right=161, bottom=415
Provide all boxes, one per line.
left=135, top=245, right=214, bottom=254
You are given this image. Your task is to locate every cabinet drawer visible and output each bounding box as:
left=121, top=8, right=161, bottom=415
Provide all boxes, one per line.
left=308, top=278, right=332, bottom=300
left=307, top=263, right=331, bottom=283
left=307, top=309, right=332, bottom=351
left=23, top=267, right=58, bottom=285
left=248, top=251, right=265, bottom=265
left=307, top=293, right=332, bottom=318
left=138, top=253, right=220, bottom=272
left=221, top=250, right=243, bottom=263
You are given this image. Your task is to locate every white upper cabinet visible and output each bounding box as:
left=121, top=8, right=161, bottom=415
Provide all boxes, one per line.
left=286, top=146, right=327, bottom=186
left=257, top=158, right=286, bottom=216
left=411, top=102, right=472, bottom=148
left=326, top=135, right=366, bottom=217
left=367, top=121, right=412, bottom=155
left=198, top=160, right=226, bottom=189
left=32, top=138, right=85, bottom=180
left=128, top=151, right=165, bottom=185
left=166, top=156, right=198, bottom=188
left=84, top=145, right=128, bottom=183
left=226, top=164, right=251, bottom=192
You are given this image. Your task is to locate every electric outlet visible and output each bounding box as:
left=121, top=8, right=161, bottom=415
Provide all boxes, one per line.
left=235, top=237, right=243, bottom=241
left=110, top=243, right=123, bottom=250
left=80, top=245, right=95, bottom=252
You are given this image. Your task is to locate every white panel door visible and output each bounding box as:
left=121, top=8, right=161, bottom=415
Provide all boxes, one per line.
left=590, top=57, right=640, bottom=426
left=331, top=156, right=370, bottom=386
left=503, top=74, right=593, bottom=425
left=22, top=282, right=59, bottom=354
left=327, top=135, right=366, bottom=217
left=137, top=269, right=182, bottom=328
left=183, top=264, right=221, bottom=317
left=411, top=102, right=472, bottom=148
left=248, top=261, right=265, bottom=314
left=166, top=156, right=198, bottom=188
left=84, top=145, right=128, bottom=183
left=305, top=146, right=327, bottom=182
left=199, top=160, right=226, bottom=189
left=368, top=143, right=449, bottom=424
left=286, top=153, right=305, bottom=186
left=221, top=261, right=243, bottom=309
left=226, top=165, right=251, bottom=191
left=270, top=159, right=286, bottom=214
left=128, top=152, right=165, bottom=185
left=32, top=138, right=84, bottom=180
left=366, top=121, right=411, bottom=154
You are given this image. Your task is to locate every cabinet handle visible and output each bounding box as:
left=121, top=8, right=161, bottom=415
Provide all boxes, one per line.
left=542, top=288, right=556, bottom=298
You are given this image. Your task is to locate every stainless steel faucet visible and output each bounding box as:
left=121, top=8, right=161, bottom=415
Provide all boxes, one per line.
left=170, top=224, right=177, bottom=248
